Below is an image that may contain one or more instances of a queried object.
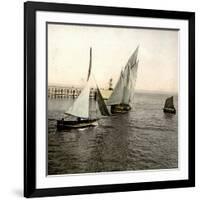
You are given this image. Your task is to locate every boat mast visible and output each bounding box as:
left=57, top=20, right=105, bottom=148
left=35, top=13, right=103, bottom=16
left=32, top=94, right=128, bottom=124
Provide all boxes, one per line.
left=87, top=47, right=92, bottom=81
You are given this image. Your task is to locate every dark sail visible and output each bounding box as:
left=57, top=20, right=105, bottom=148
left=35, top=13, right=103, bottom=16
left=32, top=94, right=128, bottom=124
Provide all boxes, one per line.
left=164, top=96, right=174, bottom=109
left=96, top=87, right=110, bottom=116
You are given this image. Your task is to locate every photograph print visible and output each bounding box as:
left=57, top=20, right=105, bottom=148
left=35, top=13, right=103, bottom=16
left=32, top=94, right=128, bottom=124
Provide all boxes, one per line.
left=47, top=23, right=178, bottom=175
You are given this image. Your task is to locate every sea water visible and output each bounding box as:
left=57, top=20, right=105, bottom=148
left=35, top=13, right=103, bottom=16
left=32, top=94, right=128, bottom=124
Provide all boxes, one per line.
left=48, top=92, right=178, bottom=175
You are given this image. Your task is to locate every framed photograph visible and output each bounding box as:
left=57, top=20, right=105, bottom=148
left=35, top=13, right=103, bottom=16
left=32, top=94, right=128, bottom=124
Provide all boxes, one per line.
left=24, top=1, right=195, bottom=198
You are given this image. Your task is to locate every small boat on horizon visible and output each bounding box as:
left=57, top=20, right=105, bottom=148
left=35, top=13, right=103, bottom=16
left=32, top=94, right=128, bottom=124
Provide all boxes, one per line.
left=106, top=46, right=139, bottom=114
left=57, top=48, right=110, bottom=130
left=163, top=96, right=176, bottom=114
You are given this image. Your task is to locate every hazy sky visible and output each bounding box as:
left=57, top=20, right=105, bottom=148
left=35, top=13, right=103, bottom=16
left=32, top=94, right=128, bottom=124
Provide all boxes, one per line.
left=48, top=23, right=178, bottom=93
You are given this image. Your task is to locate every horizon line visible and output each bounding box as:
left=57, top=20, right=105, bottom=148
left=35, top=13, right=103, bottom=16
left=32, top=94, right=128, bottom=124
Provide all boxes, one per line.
left=48, top=83, right=178, bottom=94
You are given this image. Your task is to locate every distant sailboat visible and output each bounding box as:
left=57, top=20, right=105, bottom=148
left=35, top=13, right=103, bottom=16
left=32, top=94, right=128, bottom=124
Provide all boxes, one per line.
left=106, top=46, right=139, bottom=114
left=57, top=48, right=110, bottom=130
left=163, top=96, right=176, bottom=114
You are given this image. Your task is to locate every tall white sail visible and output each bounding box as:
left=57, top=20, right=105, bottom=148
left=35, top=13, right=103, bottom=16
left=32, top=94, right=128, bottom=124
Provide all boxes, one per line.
left=122, top=65, right=131, bottom=104
left=106, top=70, right=124, bottom=105
left=122, top=59, right=139, bottom=105
left=65, top=47, right=109, bottom=119
left=129, top=60, right=139, bottom=105
left=107, top=46, right=139, bottom=106
left=65, top=47, right=93, bottom=119
left=124, top=46, right=139, bottom=70
left=65, top=81, right=90, bottom=118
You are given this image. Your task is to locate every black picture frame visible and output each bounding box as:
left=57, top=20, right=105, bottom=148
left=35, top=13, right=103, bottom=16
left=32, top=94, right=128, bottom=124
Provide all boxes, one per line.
left=24, top=1, right=195, bottom=198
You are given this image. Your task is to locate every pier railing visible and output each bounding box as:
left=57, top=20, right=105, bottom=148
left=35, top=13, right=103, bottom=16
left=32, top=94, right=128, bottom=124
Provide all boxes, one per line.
left=48, top=86, right=97, bottom=99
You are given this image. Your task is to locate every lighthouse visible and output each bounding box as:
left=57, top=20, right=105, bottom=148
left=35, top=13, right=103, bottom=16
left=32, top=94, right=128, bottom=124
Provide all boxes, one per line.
left=108, top=78, right=113, bottom=90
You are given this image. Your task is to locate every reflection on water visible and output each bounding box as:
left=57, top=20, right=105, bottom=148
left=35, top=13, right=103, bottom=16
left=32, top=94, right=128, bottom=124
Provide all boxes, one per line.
left=48, top=92, right=178, bottom=175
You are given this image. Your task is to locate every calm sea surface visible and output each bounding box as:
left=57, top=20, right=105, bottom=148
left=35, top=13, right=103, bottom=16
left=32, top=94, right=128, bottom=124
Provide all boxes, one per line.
left=48, top=92, right=178, bottom=175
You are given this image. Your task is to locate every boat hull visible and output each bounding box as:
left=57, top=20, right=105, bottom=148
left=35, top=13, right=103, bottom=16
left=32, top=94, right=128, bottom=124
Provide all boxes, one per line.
left=110, top=104, right=131, bottom=114
left=163, top=108, right=176, bottom=114
left=57, top=119, right=98, bottom=130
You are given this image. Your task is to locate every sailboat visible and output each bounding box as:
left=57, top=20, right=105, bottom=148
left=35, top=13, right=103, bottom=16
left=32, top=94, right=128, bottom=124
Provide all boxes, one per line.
left=106, top=46, right=139, bottom=114
left=57, top=48, right=110, bottom=130
left=163, top=96, right=176, bottom=114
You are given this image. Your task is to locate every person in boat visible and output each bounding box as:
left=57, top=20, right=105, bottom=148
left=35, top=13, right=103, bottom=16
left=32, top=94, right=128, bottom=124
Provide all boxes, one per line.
left=77, top=117, right=81, bottom=122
